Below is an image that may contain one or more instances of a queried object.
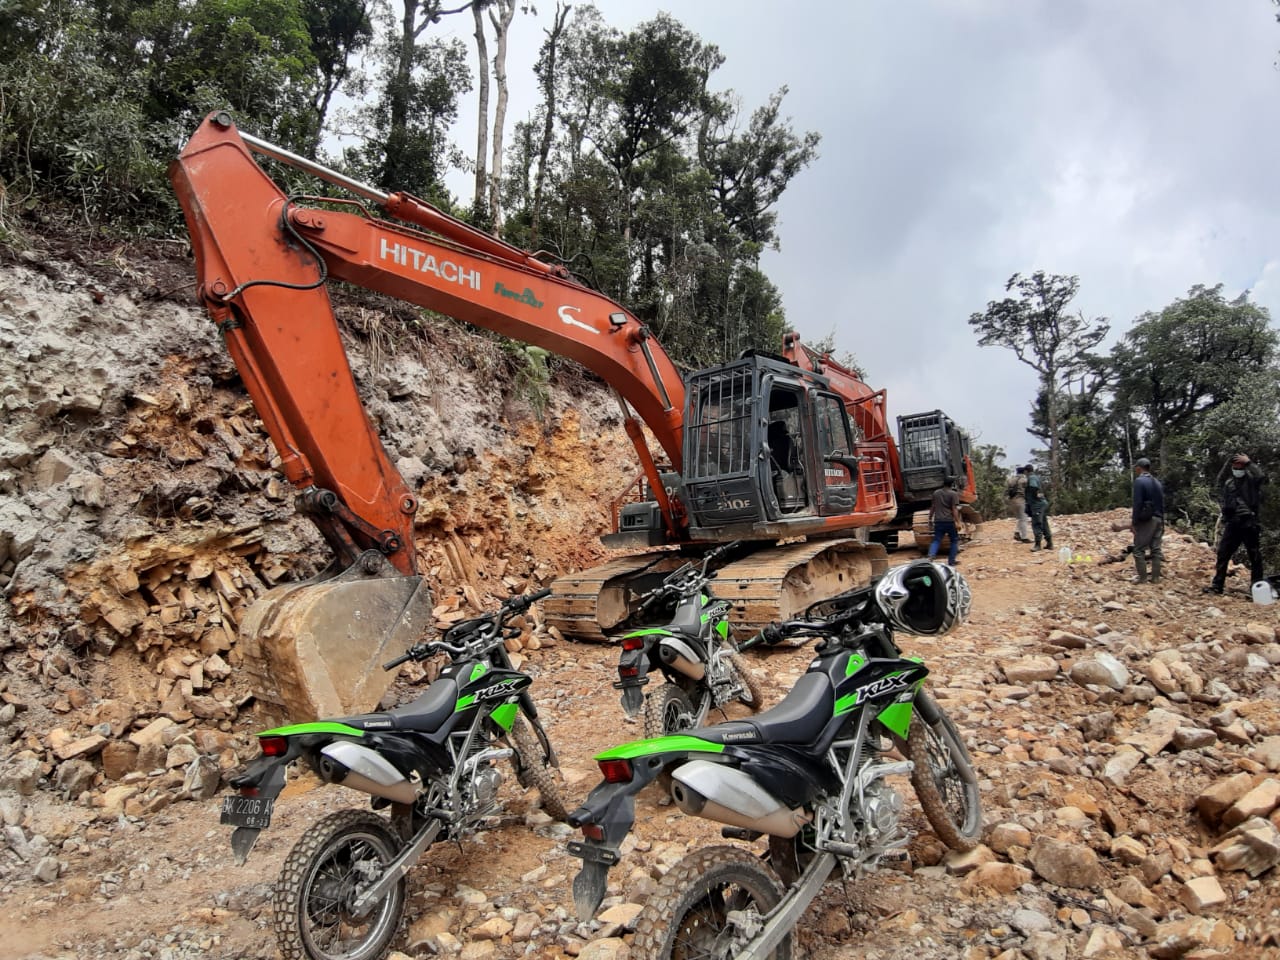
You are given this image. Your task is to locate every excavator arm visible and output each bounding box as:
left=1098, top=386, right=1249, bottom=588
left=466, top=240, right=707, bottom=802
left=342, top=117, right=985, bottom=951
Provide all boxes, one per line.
left=170, top=112, right=688, bottom=557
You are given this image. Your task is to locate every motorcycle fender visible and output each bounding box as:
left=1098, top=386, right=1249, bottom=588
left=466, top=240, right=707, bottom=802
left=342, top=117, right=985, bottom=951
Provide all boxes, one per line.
left=566, top=750, right=680, bottom=919
left=567, top=791, right=638, bottom=920
left=619, top=684, right=644, bottom=718
left=226, top=762, right=286, bottom=865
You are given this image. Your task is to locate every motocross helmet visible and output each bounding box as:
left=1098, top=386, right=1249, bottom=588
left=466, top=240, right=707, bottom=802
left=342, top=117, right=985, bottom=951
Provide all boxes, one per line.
left=874, top=560, right=971, bottom=636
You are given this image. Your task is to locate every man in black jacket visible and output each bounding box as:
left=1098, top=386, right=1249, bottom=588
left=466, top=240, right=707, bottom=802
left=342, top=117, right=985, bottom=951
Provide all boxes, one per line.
left=1131, top=457, right=1164, bottom=584
left=1206, top=453, right=1268, bottom=595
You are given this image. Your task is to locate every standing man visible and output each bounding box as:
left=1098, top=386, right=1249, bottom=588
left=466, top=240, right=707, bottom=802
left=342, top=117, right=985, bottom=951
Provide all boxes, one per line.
left=1206, top=453, right=1268, bottom=595
left=1131, top=457, right=1164, bottom=584
left=1025, top=465, right=1054, bottom=552
left=928, top=475, right=963, bottom=567
left=1006, top=465, right=1032, bottom=543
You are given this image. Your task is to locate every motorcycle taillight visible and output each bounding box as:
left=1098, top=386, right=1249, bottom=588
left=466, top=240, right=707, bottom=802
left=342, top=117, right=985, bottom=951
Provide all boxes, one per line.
left=597, top=758, right=634, bottom=783
left=621, top=636, right=645, bottom=651
left=258, top=735, right=288, bottom=757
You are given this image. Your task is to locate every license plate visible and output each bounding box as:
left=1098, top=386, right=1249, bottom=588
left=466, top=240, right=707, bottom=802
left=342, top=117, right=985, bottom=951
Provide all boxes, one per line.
left=220, top=795, right=275, bottom=829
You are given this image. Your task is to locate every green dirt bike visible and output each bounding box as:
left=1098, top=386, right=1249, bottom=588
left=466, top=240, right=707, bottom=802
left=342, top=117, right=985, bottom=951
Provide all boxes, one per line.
left=221, top=589, right=566, bottom=960
left=614, top=541, right=764, bottom=737
left=567, top=560, right=981, bottom=960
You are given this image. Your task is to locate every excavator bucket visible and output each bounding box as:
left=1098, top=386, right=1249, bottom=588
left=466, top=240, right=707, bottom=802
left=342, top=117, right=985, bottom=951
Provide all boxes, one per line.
left=237, top=566, right=434, bottom=722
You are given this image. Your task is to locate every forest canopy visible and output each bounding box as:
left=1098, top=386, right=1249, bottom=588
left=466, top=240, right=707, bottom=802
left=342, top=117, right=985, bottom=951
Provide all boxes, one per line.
left=0, top=0, right=819, bottom=370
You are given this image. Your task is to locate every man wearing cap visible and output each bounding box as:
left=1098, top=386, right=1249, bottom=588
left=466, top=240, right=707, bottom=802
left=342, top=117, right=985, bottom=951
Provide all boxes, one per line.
left=1006, top=465, right=1032, bottom=543
left=1206, top=453, right=1268, bottom=595
left=1131, top=457, right=1164, bottom=584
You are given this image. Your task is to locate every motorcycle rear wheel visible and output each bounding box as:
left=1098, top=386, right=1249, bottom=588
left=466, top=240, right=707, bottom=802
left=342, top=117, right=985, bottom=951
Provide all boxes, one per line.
left=643, top=682, right=696, bottom=739
left=631, top=844, right=791, bottom=960
left=908, top=708, right=982, bottom=851
left=272, top=809, right=406, bottom=960
left=509, top=715, right=569, bottom=821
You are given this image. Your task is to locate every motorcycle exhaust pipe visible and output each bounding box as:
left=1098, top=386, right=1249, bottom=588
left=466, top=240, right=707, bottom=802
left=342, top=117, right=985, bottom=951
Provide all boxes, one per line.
left=316, top=741, right=417, bottom=805
left=657, top=639, right=705, bottom=680
left=670, top=760, right=807, bottom=838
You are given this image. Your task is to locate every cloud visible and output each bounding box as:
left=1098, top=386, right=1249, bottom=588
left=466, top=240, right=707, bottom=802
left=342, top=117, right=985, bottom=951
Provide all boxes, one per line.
left=435, top=0, right=1280, bottom=467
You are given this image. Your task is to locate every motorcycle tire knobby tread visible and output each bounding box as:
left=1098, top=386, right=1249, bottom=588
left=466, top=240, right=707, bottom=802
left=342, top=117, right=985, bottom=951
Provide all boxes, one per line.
left=272, top=808, right=407, bottom=960
left=907, top=710, right=981, bottom=852
left=510, top=716, right=570, bottom=822
left=630, top=844, right=792, bottom=960
left=728, top=651, right=765, bottom=710
left=643, top=682, right=695, bottom=740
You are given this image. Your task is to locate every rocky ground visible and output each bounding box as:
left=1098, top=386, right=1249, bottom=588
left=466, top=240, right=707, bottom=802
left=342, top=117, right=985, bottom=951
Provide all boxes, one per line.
left=1, top=251, right=1279, bottom=959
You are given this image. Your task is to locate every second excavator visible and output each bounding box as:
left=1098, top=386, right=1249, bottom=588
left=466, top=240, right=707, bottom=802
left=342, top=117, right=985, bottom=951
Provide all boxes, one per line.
left=169, top=112, right=976, bottom=719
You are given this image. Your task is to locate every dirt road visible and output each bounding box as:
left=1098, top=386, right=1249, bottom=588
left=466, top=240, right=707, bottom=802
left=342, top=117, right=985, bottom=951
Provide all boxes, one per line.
left=4, top=513, right=1280, bottom=960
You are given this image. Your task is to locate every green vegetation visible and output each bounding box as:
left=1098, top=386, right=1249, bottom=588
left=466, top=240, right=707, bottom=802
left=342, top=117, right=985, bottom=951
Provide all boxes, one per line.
left=971, top=275, right=1280, bottom=564
left=0, top=1, right=815, bottom=371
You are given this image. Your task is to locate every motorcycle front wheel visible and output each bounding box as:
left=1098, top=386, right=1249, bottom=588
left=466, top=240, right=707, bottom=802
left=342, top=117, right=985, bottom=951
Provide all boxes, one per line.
left=908, top=706, right=982, bottom=851
left=727, top=650, right=764, bottom=709
left=272, top=809, right=406, bottom=960
left=631, top=844, right=791, bottom=960
left=509, top=714, right=569, bottom=821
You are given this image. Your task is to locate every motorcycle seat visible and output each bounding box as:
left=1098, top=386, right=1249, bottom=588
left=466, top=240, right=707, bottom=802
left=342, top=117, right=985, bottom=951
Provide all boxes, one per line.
left=694, top=672, right=832, bottom=746
left=342, top=679, right=458, bottom=733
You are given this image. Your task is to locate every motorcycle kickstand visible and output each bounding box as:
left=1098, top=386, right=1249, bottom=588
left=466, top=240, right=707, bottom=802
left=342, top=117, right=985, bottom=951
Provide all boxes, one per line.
left=351, top=817, right=443, bottom=916
left=735, top=851, right=837, bottom=960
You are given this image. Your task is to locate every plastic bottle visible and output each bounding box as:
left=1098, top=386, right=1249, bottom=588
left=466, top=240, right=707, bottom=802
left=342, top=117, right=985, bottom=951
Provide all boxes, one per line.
left=1058, top=545, right=1072, bottom=564
left=1251, top=581, right=1275, bottom=605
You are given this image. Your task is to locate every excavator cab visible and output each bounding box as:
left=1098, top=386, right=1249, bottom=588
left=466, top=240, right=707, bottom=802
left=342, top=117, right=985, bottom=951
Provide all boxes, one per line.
left=896, top=411, right=973, bottom=501
left=679, top=354, right=866, bottom=538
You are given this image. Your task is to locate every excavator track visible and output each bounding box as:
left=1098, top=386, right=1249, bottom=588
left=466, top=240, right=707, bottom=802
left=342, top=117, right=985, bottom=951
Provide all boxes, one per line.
left=545, top=539, right=889, bottom=643
left=543, top=553, right=686, bottom=642
left=912, top=506, right=983, bottom=551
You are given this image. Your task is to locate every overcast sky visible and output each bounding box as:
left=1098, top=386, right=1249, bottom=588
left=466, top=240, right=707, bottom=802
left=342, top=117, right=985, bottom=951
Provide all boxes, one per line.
left=429, top=0, right=1280, bottom=467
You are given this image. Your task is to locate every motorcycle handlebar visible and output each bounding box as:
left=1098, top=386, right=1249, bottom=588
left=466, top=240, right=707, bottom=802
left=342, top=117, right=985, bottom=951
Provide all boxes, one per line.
left=385, top=588, right=552, bottom=670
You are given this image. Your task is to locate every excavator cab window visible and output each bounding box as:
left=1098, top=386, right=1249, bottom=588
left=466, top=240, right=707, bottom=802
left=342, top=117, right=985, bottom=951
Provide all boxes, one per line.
left=815, top=392, right=858, bottom=514
left=688, top=370, right=753, bottom=480
left=767, top=389, right=808, bottom=514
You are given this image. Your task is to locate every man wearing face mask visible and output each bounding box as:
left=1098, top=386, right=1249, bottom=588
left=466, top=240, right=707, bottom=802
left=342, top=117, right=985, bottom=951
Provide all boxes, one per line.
left=1205, top=453, right=1268, bottom=595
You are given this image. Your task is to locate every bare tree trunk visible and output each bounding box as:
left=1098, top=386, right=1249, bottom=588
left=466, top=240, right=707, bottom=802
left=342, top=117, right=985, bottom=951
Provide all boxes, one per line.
left=531, top=3, right=570, bottom=246
left=1045, top=369, right=1060, bottom=496
left=472, top=2, right=490, bottom=216
left=487, top=0, right=516, bottom=235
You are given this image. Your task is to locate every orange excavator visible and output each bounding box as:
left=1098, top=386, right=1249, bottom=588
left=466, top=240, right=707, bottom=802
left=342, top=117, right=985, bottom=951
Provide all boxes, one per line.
left=169, top=112, right=976, bottom=719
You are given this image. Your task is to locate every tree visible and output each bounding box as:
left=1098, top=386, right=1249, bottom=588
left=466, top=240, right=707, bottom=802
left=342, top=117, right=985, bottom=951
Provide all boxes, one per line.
left=968, top=442, right=1010, bottom=524
left=302, top=0, right=374, bottom=153
left=698, top=88, right=820, bottom=249
left=374, top=0, right=472, bottom=195
left=968, top=271, right=1109, bottom=495
left=1110, top=285, right=1276, bottom=471
left=529, top=2, right=571, bottom=246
